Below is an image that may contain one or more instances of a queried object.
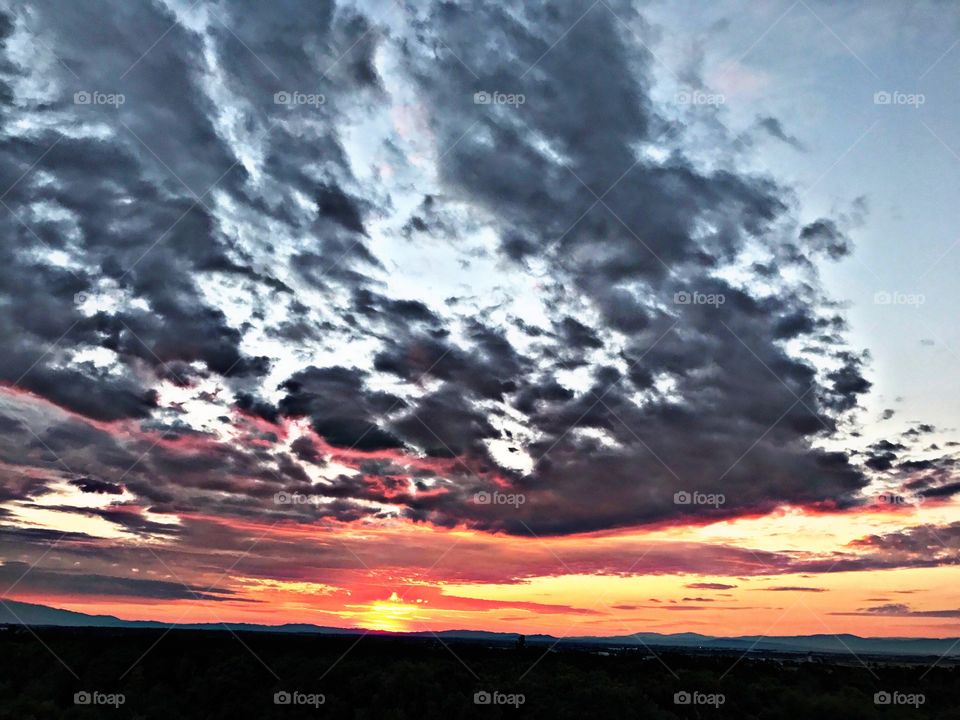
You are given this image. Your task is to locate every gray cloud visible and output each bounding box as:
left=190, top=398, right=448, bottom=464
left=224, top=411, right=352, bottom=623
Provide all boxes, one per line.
left=0, top=0, right=951, bottom=557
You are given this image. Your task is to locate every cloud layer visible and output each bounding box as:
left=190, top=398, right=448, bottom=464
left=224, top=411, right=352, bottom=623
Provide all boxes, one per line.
left=0, top=0, right=955, bottom=627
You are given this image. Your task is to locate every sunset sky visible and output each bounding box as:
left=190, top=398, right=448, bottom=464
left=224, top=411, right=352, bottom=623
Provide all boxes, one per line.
left=1, top=0, right=959, bottom=641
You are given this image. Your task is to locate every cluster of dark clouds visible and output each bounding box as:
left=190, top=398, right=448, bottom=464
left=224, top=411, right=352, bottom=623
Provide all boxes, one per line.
left=0, top=0, right=956, bottom=567
left=834, top=604, right=960, bottom=618
left=0, top=508, right=958, bottom=602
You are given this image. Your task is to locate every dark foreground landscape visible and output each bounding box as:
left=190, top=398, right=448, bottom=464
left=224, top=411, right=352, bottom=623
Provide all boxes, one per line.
left=0, top=625, right=954, bottom=719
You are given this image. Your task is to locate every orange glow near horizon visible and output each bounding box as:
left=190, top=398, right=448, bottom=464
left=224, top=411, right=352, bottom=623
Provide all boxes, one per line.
left=7, top=501, right=960, bottom=639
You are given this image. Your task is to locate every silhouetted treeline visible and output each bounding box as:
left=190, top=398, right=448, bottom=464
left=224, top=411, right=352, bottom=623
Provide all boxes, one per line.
left=0, top=626, right=953, bottom=718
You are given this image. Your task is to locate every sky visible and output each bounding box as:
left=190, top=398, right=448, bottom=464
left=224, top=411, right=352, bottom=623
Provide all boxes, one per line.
left=0, top=0, right=959, bottom=641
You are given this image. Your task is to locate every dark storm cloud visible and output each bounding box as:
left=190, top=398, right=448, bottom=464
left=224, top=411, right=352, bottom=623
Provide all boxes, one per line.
left=389, top=384, right=501, bottom=458
left=870, top=442, right=960, bottom=500
left=772, top=311, right=818, bottom=340
left=850, top=522, right=960, bottom=556
left=0, top=561, right=235, bottom=601
left=360, top=0, right=889, bottom=534
left=0, top=0, right=411, bottom=530
left=279, top=366, right=405, bottom=451
left=799, top=220, right=850, bottom=259
left=68, top=477, right=123, bottom=495
left=0, top=0, right=946, bottom=548
left=824, top=352, right=872, bottom=412
left=202, top=0, right=390, bottom=300
left=10, top=363, right=160, bottom=422
left=0, top=404, right=330, bottom=526
left=350, top=288, right=441, bottom=328
left=0, top=0, right=278, bottom=422
left=755, top=116, right=807, bottom=152
left=0, top=0, right=401, bottom=431
left=917, top=480, right=960, bottom=499
left=210, top=0, right=382, bottom=100
left=0, top=11, right=13, bottom=108
left=904, top=423, right=936, bottom=437
left=315, top=182, right=368, bottom=236
left=833, top=603, right=960, bottom=618
left=865, top=450, right=897, bottom=472
left=373, top=321, right=528, bottom=402
left=555, top=316, right=603, bottom=351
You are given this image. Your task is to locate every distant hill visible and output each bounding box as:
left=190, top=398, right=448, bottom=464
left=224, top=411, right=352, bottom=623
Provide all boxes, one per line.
left=2, top=598, right=957, bottom=657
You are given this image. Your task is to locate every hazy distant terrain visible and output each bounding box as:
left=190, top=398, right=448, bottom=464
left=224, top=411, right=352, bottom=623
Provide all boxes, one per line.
left=3, top=599, right=959, bottom=659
